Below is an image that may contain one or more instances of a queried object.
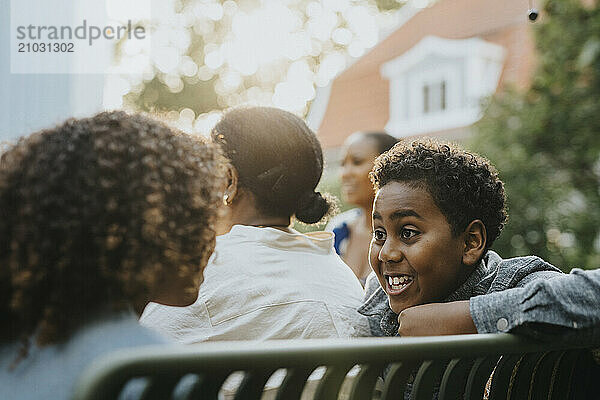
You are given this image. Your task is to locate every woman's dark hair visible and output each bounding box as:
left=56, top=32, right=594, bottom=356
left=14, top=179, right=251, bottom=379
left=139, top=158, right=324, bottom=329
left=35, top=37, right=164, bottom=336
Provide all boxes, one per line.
left=371, top=138, right=507, bottom=247
left=0, top=111, right=224, bottom=352
left=212, top=107, right=332, bottom=224
left=359, top=131, right=399, bottom=155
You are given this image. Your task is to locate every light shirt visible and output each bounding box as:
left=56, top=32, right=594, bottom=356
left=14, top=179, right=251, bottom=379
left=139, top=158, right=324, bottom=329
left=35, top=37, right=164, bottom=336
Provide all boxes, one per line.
left=140, top=225, right=370, bottom=342
left=0, top=310, right=167, bottom=400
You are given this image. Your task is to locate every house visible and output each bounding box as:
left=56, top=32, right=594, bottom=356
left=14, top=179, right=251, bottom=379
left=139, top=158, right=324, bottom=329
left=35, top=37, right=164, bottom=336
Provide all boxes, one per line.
left=308, top=0, right=538, bottom=150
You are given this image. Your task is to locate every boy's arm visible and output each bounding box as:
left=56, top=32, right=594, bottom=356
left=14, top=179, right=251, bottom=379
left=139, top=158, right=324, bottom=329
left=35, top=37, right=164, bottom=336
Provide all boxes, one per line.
left=398, top=268, right=600, bottom=340
left=397, top=301, right=476, bottom=336
left=470, top=268, right=600, bottom=339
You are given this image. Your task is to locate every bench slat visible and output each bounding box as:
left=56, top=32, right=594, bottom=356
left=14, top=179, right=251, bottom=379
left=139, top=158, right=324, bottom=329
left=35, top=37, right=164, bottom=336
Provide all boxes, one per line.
left=549, top=350, right=579, bottom=400
left=438, top=358, right=473, bottom=400
left=465, top=356, right=497, bottom=400
left=181, top=373, right=228, bottom=400
left=380, top=360, right=420, bottom=400
left=488, top=354, right=521, bottom=400
left=275, top=367, right=313, bottom=400
left=233, top=369, right=276, bottom=400
left=313, top=364, right=353, bottom=400
left=347, top=363, right=385, bottom=400
left=529, top=351, right=564, bottom=400
left=412, top=360, right=446, bottom=400
left=139, top=375, right=179, bottom=400
left=509, top=352, right=548, bottom=399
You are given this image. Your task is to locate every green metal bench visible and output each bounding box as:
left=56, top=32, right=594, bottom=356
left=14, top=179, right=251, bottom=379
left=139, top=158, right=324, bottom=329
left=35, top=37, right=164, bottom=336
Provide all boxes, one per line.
left=72, top=334, right=599, bottom=400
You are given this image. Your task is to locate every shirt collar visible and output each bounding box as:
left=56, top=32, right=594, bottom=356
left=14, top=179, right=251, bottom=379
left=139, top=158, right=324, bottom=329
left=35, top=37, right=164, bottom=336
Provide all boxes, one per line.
left=444, top=252, right=494, bottom=302
left=219, top=224, right=335, bottom=254
left=357, top=250, right=500, bottom=336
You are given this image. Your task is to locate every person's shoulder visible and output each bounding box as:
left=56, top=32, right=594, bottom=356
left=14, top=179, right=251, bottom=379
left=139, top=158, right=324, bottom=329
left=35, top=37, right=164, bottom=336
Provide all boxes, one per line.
left=74, top=310, right=170, bottom=350
left=0, top=312, right=169, bottom=400
left=325, top=208, right=362, bottom=232
left=494, top=251, right=561, bottom=274
left=571, top=267, right=600, bottom=279
left=487, top=250, right=564, bottom=290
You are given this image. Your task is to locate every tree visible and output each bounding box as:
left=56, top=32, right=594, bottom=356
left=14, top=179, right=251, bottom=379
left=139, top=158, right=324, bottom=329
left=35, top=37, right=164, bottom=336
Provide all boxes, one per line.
left=117, top=0, right=404, bottom=125
left=471, top=0, right=600, bottom=271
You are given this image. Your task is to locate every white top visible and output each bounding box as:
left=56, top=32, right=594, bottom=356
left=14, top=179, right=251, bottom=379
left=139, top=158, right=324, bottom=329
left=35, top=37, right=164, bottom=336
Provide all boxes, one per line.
left=140, top=225, right=370, bottom=342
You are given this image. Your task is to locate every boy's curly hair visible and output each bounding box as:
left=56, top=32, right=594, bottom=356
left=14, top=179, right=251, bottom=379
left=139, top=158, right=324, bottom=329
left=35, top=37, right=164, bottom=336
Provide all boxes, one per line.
left=370, top=139, right=507, bottom=247
left=0, top=111, right=224, bottom=350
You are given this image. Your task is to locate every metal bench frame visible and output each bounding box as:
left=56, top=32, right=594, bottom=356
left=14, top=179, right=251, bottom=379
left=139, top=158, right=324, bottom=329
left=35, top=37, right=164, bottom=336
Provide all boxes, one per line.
left=73, top=333, right=598, bottom=400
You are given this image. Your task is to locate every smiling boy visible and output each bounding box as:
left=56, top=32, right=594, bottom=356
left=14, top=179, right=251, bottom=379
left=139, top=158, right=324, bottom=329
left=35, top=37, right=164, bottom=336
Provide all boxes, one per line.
left=358, top=139, right=563, bottom=337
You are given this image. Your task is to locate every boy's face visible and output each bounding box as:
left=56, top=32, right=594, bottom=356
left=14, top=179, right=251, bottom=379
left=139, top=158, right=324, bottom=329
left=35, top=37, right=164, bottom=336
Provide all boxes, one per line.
left=370, top=181, right=467, bottom=314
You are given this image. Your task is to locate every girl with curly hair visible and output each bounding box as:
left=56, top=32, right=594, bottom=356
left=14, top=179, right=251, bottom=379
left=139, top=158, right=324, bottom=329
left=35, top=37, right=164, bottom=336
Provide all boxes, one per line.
left=0, top=111, right=224, bottom=399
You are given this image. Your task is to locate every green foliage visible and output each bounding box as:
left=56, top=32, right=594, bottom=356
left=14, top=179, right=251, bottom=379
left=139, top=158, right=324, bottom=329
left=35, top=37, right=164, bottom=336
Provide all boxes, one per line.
left=292, top=170, right=351, bottom=233
left=124, top=0, right=401, bottom=119
left=471, top=0, right=600, bottom=271
left=375, top=0, right=404, bottom=11
left=120, top=0, right=401, bottom=229
left=125, top=76, right=218, bottom=115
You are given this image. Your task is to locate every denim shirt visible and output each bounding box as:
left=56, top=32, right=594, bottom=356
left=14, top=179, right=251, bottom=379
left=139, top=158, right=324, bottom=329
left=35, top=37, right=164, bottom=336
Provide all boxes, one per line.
left=358, top=250, right=563, bottom=337
left=470, top=267, right=600, bottom=343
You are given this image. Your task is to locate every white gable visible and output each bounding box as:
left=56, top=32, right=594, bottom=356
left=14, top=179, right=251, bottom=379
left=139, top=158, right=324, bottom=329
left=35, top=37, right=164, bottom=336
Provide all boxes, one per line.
left=381, top=35, right=505, bottom=137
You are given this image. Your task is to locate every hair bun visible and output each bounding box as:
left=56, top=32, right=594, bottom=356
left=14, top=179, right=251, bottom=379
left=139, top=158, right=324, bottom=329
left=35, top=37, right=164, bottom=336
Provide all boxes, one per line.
left=294, top=191, right=331, bottom=224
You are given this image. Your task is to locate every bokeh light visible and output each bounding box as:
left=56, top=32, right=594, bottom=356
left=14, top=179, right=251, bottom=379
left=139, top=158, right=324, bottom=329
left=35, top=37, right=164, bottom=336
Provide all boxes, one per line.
left=104, top=0, right=411, bottom=134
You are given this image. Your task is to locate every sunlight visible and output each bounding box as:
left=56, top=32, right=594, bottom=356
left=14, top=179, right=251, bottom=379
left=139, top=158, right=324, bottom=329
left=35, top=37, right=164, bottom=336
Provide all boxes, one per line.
left=105, top=0, right=405, bottom=130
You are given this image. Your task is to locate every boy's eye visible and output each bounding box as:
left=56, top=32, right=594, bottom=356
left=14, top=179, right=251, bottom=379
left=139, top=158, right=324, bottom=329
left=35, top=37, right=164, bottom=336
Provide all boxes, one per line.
left=400, top=228, right=419, bottom=240
left=373, top=229, right=386, bottom=241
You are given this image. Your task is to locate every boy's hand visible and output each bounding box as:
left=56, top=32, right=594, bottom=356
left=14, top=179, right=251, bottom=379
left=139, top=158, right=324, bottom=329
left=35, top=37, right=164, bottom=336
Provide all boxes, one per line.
left=397, top=301, right=477, bottom=336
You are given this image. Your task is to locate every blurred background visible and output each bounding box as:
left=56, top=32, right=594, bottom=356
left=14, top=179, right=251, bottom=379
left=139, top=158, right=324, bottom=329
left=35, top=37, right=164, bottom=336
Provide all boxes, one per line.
left=2, top=0, right=599, bottom=271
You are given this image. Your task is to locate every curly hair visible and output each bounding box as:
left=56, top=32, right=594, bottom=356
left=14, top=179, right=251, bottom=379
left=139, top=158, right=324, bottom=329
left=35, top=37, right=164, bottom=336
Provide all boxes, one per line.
left=370, top=139, right=507, bottom=247
left=0, top=111, right=224, bottom=351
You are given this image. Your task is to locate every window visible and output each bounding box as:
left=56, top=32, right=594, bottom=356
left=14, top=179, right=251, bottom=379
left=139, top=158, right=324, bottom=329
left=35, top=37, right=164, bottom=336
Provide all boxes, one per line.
left=423, top=81, right=446, bottom=114
left=380, top=36, right=505, bottom=137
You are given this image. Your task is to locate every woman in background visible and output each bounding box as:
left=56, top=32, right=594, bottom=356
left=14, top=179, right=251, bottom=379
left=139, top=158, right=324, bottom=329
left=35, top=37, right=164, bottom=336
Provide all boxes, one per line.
left=326, top=131, right=398, bottom=285
left=0, top=112, right=224, bottom=399
left=141, top=107, right=370, bottom=342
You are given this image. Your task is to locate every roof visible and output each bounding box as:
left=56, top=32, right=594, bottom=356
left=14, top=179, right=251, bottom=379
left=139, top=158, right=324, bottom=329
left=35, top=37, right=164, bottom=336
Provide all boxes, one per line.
left=312, top=0, right=537, bottom=148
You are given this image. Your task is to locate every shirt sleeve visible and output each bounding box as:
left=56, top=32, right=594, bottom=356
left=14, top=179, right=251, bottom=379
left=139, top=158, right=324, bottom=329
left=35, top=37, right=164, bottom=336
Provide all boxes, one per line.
left=469, top=268, right=600, bottom=341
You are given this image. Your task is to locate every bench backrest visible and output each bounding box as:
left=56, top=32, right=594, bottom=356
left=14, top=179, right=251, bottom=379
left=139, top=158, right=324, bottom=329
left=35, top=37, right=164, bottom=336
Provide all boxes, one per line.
left=72, top=334, right=598, bottom=400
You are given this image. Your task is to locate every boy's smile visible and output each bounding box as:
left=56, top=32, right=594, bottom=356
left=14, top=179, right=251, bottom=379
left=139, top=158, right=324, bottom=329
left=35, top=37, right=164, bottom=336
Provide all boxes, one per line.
left=370, top=181, right=470, bottom=314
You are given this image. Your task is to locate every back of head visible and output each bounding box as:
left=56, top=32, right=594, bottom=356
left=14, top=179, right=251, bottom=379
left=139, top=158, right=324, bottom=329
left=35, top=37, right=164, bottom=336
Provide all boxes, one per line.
left=360, top=131, right=399, bottom=155
left=0, top=111, right=224, bottom=346
left=370, top=138, right=507, bottom=247
left=212, top=107, right=331, bottom=224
